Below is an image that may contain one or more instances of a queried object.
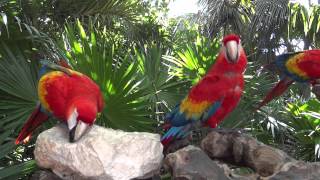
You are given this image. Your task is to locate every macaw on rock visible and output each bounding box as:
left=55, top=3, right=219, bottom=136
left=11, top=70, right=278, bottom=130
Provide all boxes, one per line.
left=257, top=50, right=320, bottom=109
left=15, top=62, right=104, bottom=144
left=161, top=34, right=247, bottom=147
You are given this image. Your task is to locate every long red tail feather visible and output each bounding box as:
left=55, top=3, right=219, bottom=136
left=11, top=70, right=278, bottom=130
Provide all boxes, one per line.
left=161, top=136, right=174, bottom=147
left=256, top=77, right=294, bottom=110
left=15, top=105, right=49, bottom=144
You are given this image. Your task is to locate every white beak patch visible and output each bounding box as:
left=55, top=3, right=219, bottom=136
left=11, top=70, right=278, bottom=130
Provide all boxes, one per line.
left=225, top=40, right=239, bottom=63
left=67, top=108, right=78, bottom=130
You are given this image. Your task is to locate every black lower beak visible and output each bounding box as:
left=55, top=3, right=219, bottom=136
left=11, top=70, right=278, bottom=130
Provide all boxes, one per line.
left=68, top=121, right=91, bottom=143
left=69, top=127, right=76, bottom=143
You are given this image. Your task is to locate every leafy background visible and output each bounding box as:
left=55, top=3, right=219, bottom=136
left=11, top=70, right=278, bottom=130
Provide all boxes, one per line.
left=1, top=0, right=320, bottom=179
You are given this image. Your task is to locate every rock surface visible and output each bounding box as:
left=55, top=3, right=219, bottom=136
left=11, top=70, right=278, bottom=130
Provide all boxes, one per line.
left=30, top=170, right=62, bottom=180
left=34, top=125, right=163, bottom=180
left=165, top=145, right=231, bottom=180
left=269, top=162, right=320, bottom=180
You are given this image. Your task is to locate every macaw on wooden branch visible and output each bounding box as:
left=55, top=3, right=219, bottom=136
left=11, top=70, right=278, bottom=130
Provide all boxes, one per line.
left=257, top=50, right=320, bottom=109
left=15, top=60, right=104, bottom=144
left=161, top=34, right=248, bottom=147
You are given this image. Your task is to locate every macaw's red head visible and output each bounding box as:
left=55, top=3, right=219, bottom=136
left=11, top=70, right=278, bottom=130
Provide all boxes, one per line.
left=222, top=34, right=241, bottom=64
left=67, top=97, right=103, bottom=142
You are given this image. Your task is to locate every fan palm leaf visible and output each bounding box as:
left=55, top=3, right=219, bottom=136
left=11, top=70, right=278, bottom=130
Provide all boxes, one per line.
left=0, top=43, right=39, bottom=177
left=199, top=0, right=252, bottom=36
left=134, top=43, right=189, bottom=126
left=164, top=34, right=220, bottom=84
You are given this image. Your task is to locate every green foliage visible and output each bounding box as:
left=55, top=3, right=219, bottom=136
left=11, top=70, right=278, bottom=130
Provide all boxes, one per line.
left=164, top=34, right=220, bottom=84
left=251, top=0, right=289, bottom=33
left=0, top=43, right=39, bottom=178
left=126, top=15, right=171, bottom=47
left=0, top=160, right=36, bottom=179
left=134, top=43, right=188, bottom=121
left=199, top=0, right=252, bottom=36
left=15, top=0, right=145, bottom=25
left=283, top=99, right=320, bottom=161
left=288, top=3, right=320, bottom=49
left=166, top=15, right=200, bottom=51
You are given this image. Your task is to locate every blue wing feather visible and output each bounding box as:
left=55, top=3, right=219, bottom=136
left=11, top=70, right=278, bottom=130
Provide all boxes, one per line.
left=39, top=66, right=48, bottom=77
left=165, top=104, right=190, bottom=127
left=200, top=101, right=222, bottom=122
left=161, top=125, right=191, bottom=142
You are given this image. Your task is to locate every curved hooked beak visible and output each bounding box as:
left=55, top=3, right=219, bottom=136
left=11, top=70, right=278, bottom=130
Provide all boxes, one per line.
left=225, top=40, right=240, bottom=63
left=67, top=109, right=92, bottom=142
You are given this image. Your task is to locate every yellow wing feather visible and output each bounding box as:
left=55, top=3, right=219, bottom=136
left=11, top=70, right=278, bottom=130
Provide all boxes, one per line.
left=285, top=53, right=308, bottom=79
left=180, top=98, right=211, bottom=119
left=38, top=71, right=65, bottom=112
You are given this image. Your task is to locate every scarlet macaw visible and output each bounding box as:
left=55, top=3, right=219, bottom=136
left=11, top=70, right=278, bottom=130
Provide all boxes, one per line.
left=15, top=61, right=104, bottom=144
left=257, top=50, right=320, bottom=109
left=161, top=34, right=247, bottom=147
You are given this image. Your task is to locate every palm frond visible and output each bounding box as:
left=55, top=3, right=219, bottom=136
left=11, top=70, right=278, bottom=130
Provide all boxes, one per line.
left=282, top=99, right=320, bottom=161
left=0, top=43, right=39, bottom=177
left=199, top=0, right=252, bottom=36
left=164, top=34, right=220, bottom=84
left=0, top=160, right=36, bottom=179
left=134, top=43, right=189, bottom=126
left=251, top=0, right=289, bottom=33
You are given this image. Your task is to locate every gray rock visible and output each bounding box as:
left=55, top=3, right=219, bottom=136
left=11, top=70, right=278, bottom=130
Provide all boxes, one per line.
left=164, top=145, right=231, bottom=180
left=30, top=170, right=61, bottom=180
left=201, top=129, right=294, bottom=177
left=269, top=162, right=320, bottom=180
left=34, top=125, right=163, bottom=180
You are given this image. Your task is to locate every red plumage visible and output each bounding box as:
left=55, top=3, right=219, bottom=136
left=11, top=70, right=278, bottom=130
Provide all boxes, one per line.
left=297, top=50, right=320, bottom=79
left=187, top=35, right=247, bottom=127
left=222, top=34, right=240, bottom=45
left=16, top=69, right=104, bottom=144
left=42, top=72, right=103, bottom=122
